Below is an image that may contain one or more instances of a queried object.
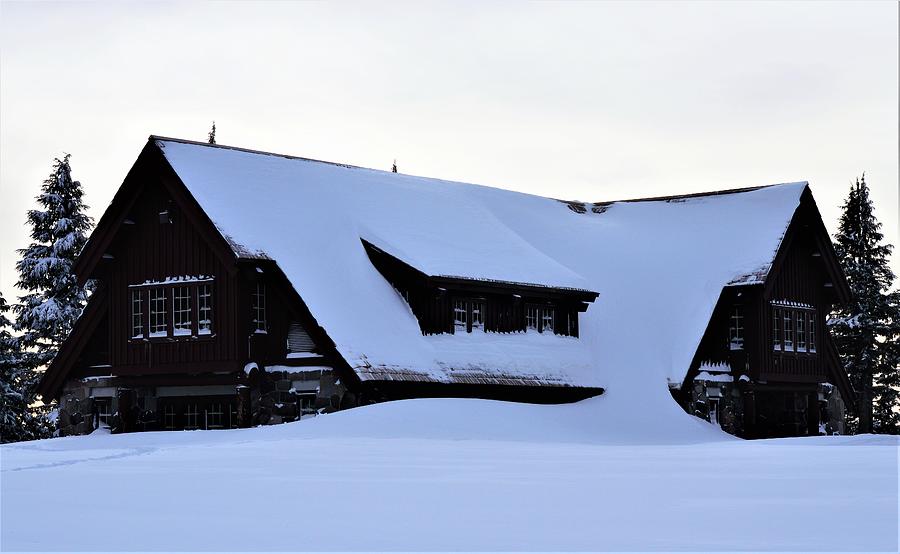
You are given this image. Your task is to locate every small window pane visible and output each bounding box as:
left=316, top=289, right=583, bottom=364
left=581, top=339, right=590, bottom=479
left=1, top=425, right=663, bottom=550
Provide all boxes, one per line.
left=173, top=286, right=192, bottom=336
left=185, top=403, right=199, bottom=430
left=797, top=311, right=807, bottom=352
left=453, top=300, right=468, bottom=332
left=773, top=308, right=781, bottom=351
left=526, top=306, right=539, bottom=331
left=207, top=403, right=224, bottom=429
left=783, top=310, right=794, bottom=351
left=131, top=290, right=144, bottom=338
left=471, top=301, right=484, bottom=331
left=252, top=283, right=266, bottom=332
left=163, top=405, right=176, bottom=430
left=809, top=312, right=817, bottom=352
left=729, top=306, right=744, bottom=350
left=198, top=284, right=213, bottom=334
left=540, top=307, right=554, bottom=334
left=150, top=289, right=168, bottom=336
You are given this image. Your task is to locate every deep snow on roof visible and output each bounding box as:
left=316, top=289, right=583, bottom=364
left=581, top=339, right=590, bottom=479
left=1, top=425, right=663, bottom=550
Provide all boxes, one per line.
left=155, top=137, right=806, bottom=392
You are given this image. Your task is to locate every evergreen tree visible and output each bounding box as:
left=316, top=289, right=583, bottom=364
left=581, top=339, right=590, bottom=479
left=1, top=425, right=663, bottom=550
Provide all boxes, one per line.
left=830, top=174, right=900, bottom=434
left=0, top=291, right=52, bottom=442
left=208, top=121, right=216, bottom=144
left=13, top=154, right=93, bottom=434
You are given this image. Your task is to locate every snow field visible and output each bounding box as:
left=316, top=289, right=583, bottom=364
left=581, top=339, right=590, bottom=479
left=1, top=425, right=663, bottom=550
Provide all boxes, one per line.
left=2, top=397, right=896, bottom=551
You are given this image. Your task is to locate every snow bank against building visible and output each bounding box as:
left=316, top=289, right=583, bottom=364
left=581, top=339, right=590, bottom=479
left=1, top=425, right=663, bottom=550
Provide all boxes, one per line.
left=2, top=398, right=896, bottom=551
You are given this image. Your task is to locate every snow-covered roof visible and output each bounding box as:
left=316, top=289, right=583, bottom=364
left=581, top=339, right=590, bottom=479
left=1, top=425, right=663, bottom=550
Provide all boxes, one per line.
left=155, top=137, right=806, bottom=391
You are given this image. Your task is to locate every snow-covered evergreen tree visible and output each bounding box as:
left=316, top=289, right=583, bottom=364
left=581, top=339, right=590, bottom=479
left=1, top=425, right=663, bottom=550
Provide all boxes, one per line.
left=830, top=174, right=900, bottom=434
left=0, top=291, right=52, bottom=442
left=208, top=121, right=216, bottom=144
left=13, top=154, right=93, bottom=431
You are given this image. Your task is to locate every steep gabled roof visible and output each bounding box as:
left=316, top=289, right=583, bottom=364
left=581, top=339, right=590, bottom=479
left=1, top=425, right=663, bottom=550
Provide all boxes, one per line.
left=153, top=136, right=809, bottom=396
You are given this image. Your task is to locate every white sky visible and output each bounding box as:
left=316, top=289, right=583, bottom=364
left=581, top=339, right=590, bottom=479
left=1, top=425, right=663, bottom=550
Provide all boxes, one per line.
left=1, top=1, right=897, bottom=303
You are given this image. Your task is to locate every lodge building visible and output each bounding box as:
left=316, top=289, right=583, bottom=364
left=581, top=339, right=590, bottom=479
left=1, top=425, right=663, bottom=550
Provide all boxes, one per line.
left=39, top=136, right=853, bottom=438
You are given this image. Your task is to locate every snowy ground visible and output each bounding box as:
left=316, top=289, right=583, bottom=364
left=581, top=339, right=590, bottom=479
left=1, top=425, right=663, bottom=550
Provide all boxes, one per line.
left=1, top=397, right=897, bottom=552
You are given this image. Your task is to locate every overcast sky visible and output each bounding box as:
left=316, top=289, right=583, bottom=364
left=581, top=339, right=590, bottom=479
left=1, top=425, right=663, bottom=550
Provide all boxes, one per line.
left=1, top=1, right=897, bottom=303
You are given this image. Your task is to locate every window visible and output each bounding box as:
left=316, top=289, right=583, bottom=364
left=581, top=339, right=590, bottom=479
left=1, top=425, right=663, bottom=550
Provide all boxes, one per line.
left=150, top=289, right=168, bottom=336
left=709, top=399, right=719, bottom=425
left=206, top=403, right=224, bottom=429
left=252, top=283, right=266, bottom=332
left=729, top=306, right=744, bottom=350
left=131, top=290, right=144, bottom=338
left=453, top=299, right=468, bottom=332
left=567, top=312, right=578, bottom=337
left=526, top=305, right=539, bottom=331
left=471, top=301, right=484, bottom=330
left=94, top=398, right=113, bottom=427
left=163, top=405, right=176, bottom=430
left=540, top=307, right=555, bottom=334
left=198, top=284, right=212, bottom=334
left=298, top=394, right=317, bottom=416
left=773, top=305, right=817, bottom=355
left=773, top=308, right=781, bottom=351
left=185, top=403, right=200, bottom=430
left=808, top=314, right=816, bottom=352
left=796, top=311, right=807, bottom=352
left=131, top=278, right=214, bottom=340
left=173, top=286, right=192, bottom=336
left=783, top=310, right=794, bottom=351
left=452, top=299, right=486, bottom=333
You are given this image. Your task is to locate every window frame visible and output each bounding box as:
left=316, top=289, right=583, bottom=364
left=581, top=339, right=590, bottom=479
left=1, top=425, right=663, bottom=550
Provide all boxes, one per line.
left=729, top=306, right=744, bottom=351
left=540, top=306, right=555, bottom=334
left=128, top=279, right=215, bottom=341
left=783, top=310, right=794, bottom=352
left=808, top=313, right=817, bottom=353
left=131, top=289, right=144, bottom=339
left=198, top=283, right=213, bottom=335
left=172, top=285, right=192, bottom=336
left=149, top=288, right=168, bottom=337
left=525, top=305, right=539, bottom=332
left=252, top=282, right=267, bottom=333
left=772, top=304, right=817, bottom=356
left=451, top=298, right=486, bottom=334
left=453, top=299, right=468, bottom=332
left=773, top=307, right=782, bottom=351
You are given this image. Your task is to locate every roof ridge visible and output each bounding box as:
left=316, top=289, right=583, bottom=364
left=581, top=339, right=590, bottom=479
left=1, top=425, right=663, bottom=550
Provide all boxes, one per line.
left=589, top=182, right=808, bottom=207
left=150, top=135, right=374, bottom=172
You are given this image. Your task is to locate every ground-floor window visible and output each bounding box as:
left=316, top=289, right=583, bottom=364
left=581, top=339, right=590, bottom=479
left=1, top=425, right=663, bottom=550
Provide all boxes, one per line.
left=164, top=405, right=176, bottom=430
left=185, top=403, right=200, bottom=430
left=157, top=397, right=238, bottom=431
left=93, top=397, right=113, bottom=427
left=206, top=403, right=225, bottom=429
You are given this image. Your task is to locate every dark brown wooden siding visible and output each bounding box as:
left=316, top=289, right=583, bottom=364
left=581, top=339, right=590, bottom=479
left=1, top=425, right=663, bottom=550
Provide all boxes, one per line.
left=760, top=207, right=831, bottom=383
left=686, top=200, right=836, bottom=388
left=99, top=184, right=245, bottom=374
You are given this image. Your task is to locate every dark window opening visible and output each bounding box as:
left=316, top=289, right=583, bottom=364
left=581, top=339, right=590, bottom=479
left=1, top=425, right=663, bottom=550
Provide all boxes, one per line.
left=131, top=290, right=144, bottom=338
left=452, top=299, right=486, bottom=334
left=149, top=289, right=167, bottom=336
left=252, top=283, right=267, bottom=333
left=773, top=307, right=781, bottom=351
left=729, top=306, right=744, bottom=350
left=198, top=284, right=213, bottom=334
left=173, top=286, right=192, bottom=336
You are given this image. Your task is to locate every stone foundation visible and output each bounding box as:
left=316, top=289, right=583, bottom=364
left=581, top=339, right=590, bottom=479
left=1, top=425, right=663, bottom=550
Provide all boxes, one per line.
left=56, top=364, right=353, bottom=436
